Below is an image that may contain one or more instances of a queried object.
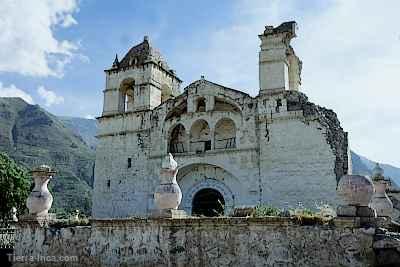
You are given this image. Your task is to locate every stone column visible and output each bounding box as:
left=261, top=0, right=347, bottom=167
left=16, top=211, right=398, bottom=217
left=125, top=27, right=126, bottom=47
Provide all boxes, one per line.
left=370, top=163, right=393, bottom=217
left=152, top=153, right=186, bottom=218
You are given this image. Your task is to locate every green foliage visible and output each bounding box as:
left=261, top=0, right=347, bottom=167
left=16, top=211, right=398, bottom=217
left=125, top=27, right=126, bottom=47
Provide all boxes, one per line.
left=0, top=98, right=94, bottom=216
left=292, top=207, right=315, bottom=216
left=251, top=204, right=334, bottom=225
left=253, top=204, right=282, bottom=217
left=0, top=152, right=30, bottom=221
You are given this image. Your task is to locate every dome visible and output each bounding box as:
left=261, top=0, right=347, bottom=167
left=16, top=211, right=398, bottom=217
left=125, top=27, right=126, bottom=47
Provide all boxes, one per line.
left=372, top=163, right=384, bottom=180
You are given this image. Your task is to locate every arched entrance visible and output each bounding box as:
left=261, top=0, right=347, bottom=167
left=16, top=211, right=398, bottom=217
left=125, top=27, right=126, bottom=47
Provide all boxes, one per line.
left=177, top=163, right=239, bottom=215
left=192, top=188, right=225, bottom=217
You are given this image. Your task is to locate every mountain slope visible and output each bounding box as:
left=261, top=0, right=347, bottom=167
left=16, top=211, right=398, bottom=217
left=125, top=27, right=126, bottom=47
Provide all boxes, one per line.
left=0, top=97, right=94, bottom=215
left=354, top=152, right=400, bottom=186
left=59, top=116, right=98, bottom=149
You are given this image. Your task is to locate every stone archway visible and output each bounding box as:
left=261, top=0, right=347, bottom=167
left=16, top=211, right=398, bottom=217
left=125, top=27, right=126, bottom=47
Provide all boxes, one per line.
left=182, top=178, right=234, bottom=215
left=192, top=188, right=225, bottom=217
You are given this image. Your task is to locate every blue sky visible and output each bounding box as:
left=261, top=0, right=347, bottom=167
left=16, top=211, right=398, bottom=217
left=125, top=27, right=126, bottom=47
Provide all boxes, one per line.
left=0, top=0, right=399, bottom=167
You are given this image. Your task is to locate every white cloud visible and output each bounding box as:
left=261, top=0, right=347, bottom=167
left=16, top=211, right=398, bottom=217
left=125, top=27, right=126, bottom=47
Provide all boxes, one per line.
left=0, top=0, right=80, bottom=77
left=84, top=114, right=95, bottom=120
left=175, top=0, right=400, bottom=166
left=0, top=82, right=34, bottom=104
left=37, top=86, right=64, bottom=107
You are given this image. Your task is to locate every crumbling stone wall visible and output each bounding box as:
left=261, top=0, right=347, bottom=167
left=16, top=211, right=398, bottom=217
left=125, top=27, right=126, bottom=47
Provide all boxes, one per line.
left=285, top=90, right=350, bottom=182
left=94, top=79, right=350, bottom=218
left=13, top=218, right=377, bottom=267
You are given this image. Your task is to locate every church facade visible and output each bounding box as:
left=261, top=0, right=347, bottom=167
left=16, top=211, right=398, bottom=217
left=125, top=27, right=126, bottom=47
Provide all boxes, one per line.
left=92, top=21, right=351, bottom=218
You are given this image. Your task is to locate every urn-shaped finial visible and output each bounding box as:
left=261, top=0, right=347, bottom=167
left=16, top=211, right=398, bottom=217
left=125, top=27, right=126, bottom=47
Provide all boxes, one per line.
left=372, top=163, right=384, bottom=180
left=337, top=175, right=374, bottom=206
left=26, top=165, right=56, bottom=216
left=154, top=153, right=182, bottom=210
left=370, top=164, right=393, bottom=217
left=11, top=207, right=18, bottom=222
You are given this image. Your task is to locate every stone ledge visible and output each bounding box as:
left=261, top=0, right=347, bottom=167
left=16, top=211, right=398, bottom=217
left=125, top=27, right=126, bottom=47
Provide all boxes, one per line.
left=89, top=216, right=337, bottom=229
left=18, top=213, right=57, bottom=227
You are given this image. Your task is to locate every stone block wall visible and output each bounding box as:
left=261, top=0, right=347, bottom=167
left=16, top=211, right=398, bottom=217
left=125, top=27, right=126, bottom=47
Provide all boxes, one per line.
left=94, top=79, right=350, bottom=218
left=13, top=218, right=377, bottom=267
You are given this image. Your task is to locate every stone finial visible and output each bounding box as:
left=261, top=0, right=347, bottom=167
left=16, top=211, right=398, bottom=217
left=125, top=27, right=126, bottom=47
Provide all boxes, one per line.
left=11, top=207, right=18, bottom=222
left=112, top=54, right=119, bottom=68
left=72, top=209, right=80, bottom=221
left=144, top=35, right=149, bottom=42
left=26, top=165, right=56, bottom=217
left=154, top=153, right=182, bottom=211
left=372, top=163, right=384, bottom=180
left=370, top=164, right=393, bottom=217
left=337, top=175, right=374, bottom=206
left=336, top=175, right=376, bottom=218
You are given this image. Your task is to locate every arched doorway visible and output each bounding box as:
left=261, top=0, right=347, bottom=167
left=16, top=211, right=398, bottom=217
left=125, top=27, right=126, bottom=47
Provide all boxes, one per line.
left=192, top=188, right=225, bottom=217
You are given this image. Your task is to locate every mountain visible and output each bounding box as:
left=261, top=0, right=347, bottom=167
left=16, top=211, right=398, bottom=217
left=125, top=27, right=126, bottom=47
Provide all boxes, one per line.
left=0, top=97, right=94, bottom=215
left=352, top=151, right=400, bottom=187
left=59, top=116, right=98, bottom=149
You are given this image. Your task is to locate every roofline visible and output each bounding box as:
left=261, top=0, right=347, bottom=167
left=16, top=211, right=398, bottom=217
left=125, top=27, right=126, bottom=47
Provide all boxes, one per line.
left=184, top=79, right=251, bottom=97
left=104, top=61, right=183, bottom=82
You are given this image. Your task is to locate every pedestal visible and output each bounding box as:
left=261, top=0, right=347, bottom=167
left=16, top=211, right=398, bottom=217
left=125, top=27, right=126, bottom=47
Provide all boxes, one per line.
left=150, top=209, right=187, bottom=219
left=19, top=213, right=57, bottom=226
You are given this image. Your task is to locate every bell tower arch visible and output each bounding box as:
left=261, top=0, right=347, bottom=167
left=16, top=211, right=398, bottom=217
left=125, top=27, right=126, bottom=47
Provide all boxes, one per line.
left=102, top=36, right=182, bottom=116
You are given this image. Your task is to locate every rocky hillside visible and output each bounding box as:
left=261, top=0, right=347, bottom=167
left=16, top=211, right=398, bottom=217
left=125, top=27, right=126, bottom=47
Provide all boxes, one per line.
left=59, top=116, right=98, bottom=149
left=0, top=97, right=94, bottom=215
left=351, top=151, right=400, bottom=187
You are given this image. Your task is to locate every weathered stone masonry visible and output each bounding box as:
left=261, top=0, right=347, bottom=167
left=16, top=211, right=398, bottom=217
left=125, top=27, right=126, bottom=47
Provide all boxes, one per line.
left=92, top=21, right=351, bottom=218
left=14, top=218, right=377, bottom=267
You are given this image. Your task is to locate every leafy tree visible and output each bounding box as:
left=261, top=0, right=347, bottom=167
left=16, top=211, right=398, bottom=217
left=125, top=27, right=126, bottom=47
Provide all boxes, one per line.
left=0, top=152, right=30, bottom=221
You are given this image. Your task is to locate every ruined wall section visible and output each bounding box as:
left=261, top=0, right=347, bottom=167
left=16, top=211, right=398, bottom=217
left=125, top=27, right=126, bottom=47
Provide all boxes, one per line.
left=13, top=218, right=376, bottom=267
left=285, top=90, right=350, bottom=181
left=257, top=90, right=348, bottom=208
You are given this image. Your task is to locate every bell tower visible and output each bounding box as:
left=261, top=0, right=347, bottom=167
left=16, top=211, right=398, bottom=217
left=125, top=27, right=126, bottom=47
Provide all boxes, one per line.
left=102, top=36, right=182, bottom=116
left=258, top=21, right=302, bottom=94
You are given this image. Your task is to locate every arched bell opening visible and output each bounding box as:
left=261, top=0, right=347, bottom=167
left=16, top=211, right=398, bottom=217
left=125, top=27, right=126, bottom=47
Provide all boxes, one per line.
left=119, top=79, right=135, bottom=112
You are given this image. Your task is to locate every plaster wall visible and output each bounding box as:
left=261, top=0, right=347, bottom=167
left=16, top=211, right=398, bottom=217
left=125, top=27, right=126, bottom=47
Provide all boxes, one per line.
left=93, top=80, right=347, bottom=218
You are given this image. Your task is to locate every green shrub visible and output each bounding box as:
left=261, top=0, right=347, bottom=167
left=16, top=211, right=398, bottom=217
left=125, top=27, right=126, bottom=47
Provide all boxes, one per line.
left=0, top=152, right=30, bottom=222
left=253, top=205, right=281, bottom=217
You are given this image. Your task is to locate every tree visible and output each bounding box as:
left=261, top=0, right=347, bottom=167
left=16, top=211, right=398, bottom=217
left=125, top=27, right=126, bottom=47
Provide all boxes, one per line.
left=0, top=152, right=30, bottom=221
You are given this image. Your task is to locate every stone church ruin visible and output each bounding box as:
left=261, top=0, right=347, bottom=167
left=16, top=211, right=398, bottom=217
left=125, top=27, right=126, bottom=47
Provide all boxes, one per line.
left=92, top=21, right=350, bottom=218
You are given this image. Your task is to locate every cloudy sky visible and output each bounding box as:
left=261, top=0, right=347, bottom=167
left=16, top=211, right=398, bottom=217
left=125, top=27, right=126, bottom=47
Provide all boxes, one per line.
left=0, top=0, right=399, bottom=166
